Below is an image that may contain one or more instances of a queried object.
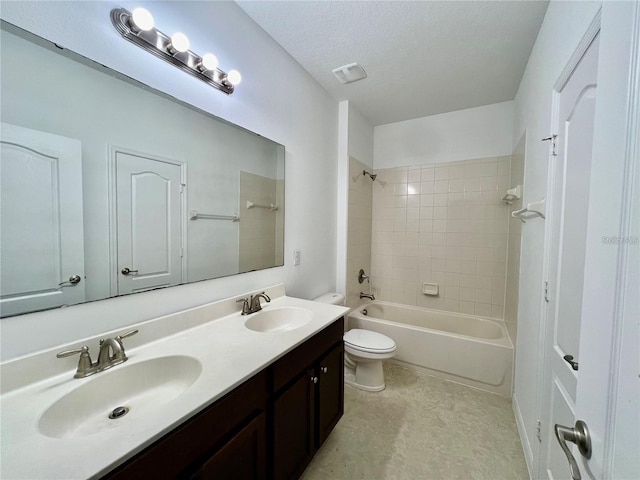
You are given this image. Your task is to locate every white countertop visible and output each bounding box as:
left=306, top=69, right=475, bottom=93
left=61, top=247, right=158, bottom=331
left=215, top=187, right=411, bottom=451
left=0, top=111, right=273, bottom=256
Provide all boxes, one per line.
left=0, top=286, right=349, bottom=479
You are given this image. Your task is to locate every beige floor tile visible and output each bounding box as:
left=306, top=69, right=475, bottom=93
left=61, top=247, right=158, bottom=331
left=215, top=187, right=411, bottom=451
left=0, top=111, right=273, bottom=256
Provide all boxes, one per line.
left=301, top=363, right=529, bottom=480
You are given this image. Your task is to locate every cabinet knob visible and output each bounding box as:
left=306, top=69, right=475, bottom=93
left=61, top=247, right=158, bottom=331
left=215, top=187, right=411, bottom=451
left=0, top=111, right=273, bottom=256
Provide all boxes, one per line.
left=310, top=375, right=318, bottom=384
left=321, top=366, right=328, bottom=374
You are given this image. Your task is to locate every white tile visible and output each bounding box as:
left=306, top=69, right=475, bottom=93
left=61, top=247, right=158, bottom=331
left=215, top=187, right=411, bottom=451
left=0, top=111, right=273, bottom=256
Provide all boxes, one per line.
left=445, top=272, right=460, bottom=286
left=435, top=166, right=450, bottom=180
left=445, top=258, right=461, bottom=273
left=434, top=194, right=449, bottom=206
left=459, top=300, right=475, bottom=314
left=394, top=183, right=408, bottom=195
left=460, top=287, right=475, bottom=302
left=407, top=195, right=420, bottom=208
left=444, top=298, right=459, bottom=312
left=434, top=180, right=449, bottom=194
left=448, top=179, right=465, bottom=193
left=459, top=274, right=475, bottom=288
left=407, top=169, right=422, bottom=182
left=420, top=194, right=434, bottom=207
left=408, top=182, right=421, bottom=195
left=475, top=289, right=492, bottom=304
left=421, top=167, right=435, bottom=182
left=474, top=303, right=491, bottom=317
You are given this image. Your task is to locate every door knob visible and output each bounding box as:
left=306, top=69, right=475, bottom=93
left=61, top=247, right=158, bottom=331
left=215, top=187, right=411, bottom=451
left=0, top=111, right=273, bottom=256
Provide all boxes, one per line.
left=58, top=274, right=82, bottom=286
left=554, top=420, right=592, bottom=480
left=321, top=366, right=328, bottom=374
left=121, top=267, right=139, bottom=275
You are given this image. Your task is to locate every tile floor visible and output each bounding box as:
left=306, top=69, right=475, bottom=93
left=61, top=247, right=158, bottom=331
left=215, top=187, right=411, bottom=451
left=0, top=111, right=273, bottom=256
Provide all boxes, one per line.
left=301, top=362, right=529, bottom=480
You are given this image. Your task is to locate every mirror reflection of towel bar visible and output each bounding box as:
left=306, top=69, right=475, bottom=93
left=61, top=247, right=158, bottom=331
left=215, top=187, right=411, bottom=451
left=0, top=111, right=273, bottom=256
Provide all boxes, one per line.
left=246, top=200, right=278, bottom=211
left=189, top=210, right=239, bottom=222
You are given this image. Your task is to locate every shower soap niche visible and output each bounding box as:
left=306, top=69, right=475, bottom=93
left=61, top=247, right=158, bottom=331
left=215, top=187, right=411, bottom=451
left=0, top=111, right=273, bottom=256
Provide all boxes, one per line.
left=422, top=283, right=439, bottom=296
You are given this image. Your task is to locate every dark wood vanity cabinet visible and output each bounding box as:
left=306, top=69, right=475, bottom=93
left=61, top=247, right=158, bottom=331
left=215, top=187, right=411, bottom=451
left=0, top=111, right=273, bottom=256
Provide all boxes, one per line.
left=271, top=318, right=344, bottom=480
left=103, top=317, right=344, bottom=480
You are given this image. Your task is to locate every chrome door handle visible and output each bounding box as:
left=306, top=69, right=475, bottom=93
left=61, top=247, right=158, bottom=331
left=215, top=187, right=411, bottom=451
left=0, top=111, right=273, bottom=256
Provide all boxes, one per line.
left=321, top=366, right=328, bottom=374
left=58, top=274, right=82, bottom=286
left=563, top=354, right=579, bottom=371
left=121, top=267, right=139, bottom=275
left=310, top=375, right=318, bottom=384
left=554, top=420, right=592, bottom=480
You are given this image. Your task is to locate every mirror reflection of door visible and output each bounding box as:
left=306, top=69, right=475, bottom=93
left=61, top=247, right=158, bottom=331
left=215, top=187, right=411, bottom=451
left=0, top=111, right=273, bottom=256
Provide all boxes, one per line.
left=114, top=151, right=184, bottom=295
left=0, top=123, right=86, bottom=316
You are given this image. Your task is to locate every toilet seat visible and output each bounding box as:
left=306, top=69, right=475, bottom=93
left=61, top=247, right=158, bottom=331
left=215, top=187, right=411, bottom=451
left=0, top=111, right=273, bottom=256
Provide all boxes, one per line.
left=344, top=329, right=396, bottom=354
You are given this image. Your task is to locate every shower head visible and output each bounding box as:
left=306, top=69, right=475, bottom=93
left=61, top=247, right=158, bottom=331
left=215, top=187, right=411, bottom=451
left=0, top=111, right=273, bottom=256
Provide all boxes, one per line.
left=363, top=170, right=377, bottom=181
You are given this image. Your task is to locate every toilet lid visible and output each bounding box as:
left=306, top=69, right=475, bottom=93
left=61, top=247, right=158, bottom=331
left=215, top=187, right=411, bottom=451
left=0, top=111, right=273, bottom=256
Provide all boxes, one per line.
left=344, top=329, right=396, bottom=353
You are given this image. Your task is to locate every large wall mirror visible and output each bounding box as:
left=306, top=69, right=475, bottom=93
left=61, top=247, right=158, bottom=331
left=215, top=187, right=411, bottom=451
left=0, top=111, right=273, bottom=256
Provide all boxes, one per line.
left=0, top=22, right=285, bottom=318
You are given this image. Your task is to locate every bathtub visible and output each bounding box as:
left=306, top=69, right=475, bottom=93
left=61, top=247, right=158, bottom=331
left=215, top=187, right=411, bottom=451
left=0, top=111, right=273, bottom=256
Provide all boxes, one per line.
left=347, top=301, right=513, bottom=396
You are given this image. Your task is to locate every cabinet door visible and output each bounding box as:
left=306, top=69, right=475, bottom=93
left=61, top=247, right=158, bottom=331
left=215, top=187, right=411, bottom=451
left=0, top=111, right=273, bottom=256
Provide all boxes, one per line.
left=272, top=370, right=315, bottom=480
left=190, top=413, right=266, bottom=480
left=316, top=343, right=344, bottom=447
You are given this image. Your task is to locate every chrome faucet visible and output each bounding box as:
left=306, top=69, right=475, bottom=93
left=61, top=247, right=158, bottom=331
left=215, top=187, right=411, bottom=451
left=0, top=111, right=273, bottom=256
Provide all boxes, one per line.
left=360, top=292, right=375, bottom=301
left=236, top=292, right=271, bottom=315
left=56, top=329, right=138, bottom=378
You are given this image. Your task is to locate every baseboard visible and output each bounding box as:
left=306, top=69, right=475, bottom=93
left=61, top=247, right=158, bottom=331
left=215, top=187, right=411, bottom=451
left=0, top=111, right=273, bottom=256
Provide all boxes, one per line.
left=513, top=392, right=535, bottom=480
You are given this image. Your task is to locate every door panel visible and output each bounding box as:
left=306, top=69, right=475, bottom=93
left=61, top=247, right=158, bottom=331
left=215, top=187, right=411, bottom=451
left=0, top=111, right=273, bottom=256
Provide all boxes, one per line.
left=0, top=123, right=85, bottom=316
left=540, top=35, right=599, bottom=479
left=115, top=151, right=182, bottom=295
left=316, top=343, right=344, bottom=447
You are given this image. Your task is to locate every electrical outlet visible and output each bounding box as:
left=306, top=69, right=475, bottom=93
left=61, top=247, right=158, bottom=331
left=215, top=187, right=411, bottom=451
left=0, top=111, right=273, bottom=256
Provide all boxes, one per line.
left=293, top=249, right=301, bottom=266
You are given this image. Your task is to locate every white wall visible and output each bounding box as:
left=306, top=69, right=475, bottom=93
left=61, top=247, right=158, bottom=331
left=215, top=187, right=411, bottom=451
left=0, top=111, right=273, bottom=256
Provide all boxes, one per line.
left=0, top=1, right=339, bottom=360
left=373, top=101, right=514, bottom=169
left=510, top=1, right=602, bottom=474
left=348, top=103, right=374, bottom=168
left=336, top=101, right=375, bottom=297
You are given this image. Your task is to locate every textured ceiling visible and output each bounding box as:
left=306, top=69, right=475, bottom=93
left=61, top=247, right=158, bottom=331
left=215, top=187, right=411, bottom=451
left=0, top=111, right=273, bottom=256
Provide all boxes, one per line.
left=237, top=1, right=548, bottom=126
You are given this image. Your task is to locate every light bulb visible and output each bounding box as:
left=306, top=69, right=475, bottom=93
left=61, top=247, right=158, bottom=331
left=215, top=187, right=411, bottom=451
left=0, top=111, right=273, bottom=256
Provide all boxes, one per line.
left=200, top=53, right=218, bottom=71
left=131, top=8, right=154, bottom=32
left=226, top=70, right=242, bottom=86
left=169, top=32, right=190, bottom=53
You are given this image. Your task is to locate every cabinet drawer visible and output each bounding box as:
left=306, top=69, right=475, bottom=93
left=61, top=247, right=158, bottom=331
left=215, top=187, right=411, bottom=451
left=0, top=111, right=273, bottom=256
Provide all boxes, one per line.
left=272, top=317, right=344, bottom=393
left=103, top=370, right=268, bottom=479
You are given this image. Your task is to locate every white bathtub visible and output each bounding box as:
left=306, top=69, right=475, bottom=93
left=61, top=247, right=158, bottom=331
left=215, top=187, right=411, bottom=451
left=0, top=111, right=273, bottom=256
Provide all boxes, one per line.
left=347, top=301, right=513, bottom=396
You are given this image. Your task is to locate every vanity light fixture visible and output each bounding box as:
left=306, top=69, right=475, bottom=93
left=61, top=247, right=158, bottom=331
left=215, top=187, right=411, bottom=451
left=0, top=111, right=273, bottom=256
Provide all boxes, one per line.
left=110, top=7, right=241, bottom=94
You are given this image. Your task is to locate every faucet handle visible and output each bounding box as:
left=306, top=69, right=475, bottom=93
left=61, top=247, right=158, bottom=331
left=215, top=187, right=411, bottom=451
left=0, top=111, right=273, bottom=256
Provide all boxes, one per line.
left=236, top=297, right=251, bottom=315
left=116, top=329, right=139, bottom=342
left=56, top=345, right=90, bottom=358
left=56, top=346, right=95, bottom=378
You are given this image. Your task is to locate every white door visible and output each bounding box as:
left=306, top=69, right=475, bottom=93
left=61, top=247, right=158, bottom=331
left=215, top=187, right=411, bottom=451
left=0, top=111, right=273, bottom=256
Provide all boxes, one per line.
left=0, top=123, right=85, bottom=316
left=115, top=151, right=183, bottom=295
left=539, top=33, right=600, bottom=480
left=540, top=3, right=640, bottom=479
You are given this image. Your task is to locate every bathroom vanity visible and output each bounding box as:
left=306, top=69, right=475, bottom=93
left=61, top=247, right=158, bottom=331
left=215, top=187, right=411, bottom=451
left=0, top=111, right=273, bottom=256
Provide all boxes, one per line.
left=105, top=318, right=344, bottom=480
left=0, top=285, right=349, bottom=479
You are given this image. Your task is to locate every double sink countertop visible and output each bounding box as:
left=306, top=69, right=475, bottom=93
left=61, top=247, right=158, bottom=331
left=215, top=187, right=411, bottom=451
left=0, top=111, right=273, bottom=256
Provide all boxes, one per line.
left=0, top=285, right=349, bottom=479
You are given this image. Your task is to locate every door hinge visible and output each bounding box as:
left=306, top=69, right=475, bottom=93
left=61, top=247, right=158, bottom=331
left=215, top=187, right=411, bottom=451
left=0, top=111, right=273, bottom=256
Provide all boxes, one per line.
left=537, top=420, right=542, bottom=442
left=541, top=134, right=558, bottom=156
left=544, top=281, right=550, bottom=303
left=180, top=247, right=184, bottom=258
left=180, top=183, right=185, bottom=193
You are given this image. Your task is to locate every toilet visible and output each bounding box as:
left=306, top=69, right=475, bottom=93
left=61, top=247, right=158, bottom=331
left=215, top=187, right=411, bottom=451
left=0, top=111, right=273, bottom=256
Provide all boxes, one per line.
left=313, top=293, right=396, bottom=392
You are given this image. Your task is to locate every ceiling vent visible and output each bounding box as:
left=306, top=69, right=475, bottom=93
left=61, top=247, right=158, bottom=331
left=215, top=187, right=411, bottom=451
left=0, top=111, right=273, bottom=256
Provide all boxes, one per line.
left=332, top=63, right=367, bottom=84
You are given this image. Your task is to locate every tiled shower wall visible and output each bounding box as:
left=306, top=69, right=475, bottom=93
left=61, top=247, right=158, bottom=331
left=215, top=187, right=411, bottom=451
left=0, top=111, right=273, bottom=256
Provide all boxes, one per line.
left=346, top=157, right=373, bottom=309
left=370, top=156, right=512, bottom=319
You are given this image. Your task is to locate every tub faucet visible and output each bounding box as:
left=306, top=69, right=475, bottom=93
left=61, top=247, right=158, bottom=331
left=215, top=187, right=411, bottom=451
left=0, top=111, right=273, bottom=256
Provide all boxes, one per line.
left=360, top=292, right=375, bottom=301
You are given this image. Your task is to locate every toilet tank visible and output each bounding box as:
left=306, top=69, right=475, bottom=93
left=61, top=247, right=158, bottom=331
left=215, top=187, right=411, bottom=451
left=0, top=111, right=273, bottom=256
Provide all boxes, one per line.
left=313, top=293, right=345, bottom=306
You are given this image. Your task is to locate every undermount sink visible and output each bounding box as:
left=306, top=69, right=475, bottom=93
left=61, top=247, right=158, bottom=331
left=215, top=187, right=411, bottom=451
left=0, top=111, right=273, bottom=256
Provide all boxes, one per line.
left=244, top=307, right=313, bottom=333
left=38, top=355, right=202, bottom=439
